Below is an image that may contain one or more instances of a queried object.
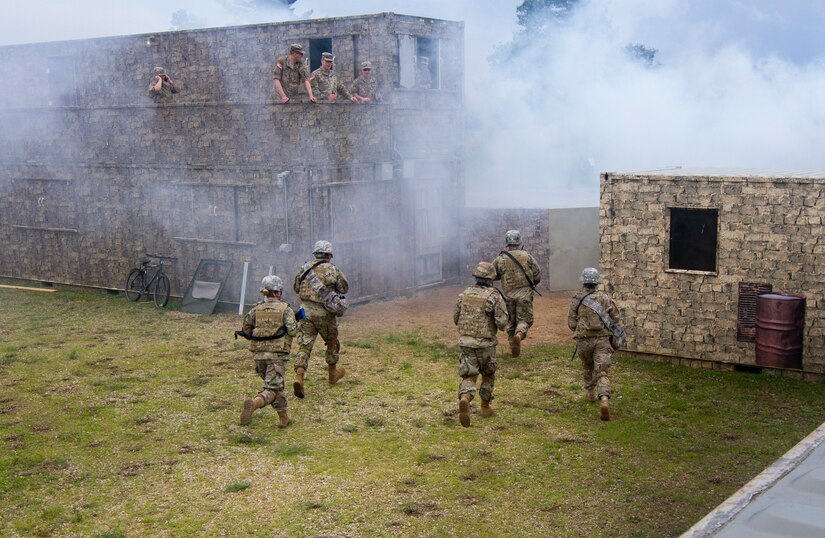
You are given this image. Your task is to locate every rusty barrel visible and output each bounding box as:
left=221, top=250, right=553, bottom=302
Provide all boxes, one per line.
left=755, top=293, right=805, bottom=369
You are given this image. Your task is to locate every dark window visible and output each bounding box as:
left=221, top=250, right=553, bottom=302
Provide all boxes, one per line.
left=416, top=37, right=439, bottom=89
left=668, top=208, right=718, bottom=271
left=47, top=56, right=77, bottom=106
left=309, top=38, right=332, bottom=72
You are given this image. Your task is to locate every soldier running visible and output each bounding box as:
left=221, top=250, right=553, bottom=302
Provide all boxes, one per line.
left=493, top=229, right=542, bottom=357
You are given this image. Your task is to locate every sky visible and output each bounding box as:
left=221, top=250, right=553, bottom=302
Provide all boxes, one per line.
left=1, top=0, right=824, bottom=208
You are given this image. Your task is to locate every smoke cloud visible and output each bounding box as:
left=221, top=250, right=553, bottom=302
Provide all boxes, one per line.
left=2, top=0, right=825, bottom=209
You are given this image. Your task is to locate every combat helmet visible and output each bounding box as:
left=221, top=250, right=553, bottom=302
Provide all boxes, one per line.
left=505, top=229, right=522, bottom=247
left=472, top=261, right=496, bottom=280
left=580, top=267, right=601, bottom=285
left=261, top=275, right=283, bottom=293
left=312, top=240, right=333, bottom=258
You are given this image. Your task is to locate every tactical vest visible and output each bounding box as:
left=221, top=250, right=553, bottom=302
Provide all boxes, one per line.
left=457, top=287, right=498, bottom=339
left=298, top=262, right=330, bottom=303
left=573, top=291, right=613, bottom=338
left=250, top=301, right=292, bottom=353
left=500, top=250, right=533, bottom=293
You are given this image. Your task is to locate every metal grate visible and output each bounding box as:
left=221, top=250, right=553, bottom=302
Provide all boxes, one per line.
left=737, top=282, right=773, bottom=341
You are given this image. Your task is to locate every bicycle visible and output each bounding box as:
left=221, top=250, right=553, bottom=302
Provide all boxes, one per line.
left=125, top=253, right=177, bottom=308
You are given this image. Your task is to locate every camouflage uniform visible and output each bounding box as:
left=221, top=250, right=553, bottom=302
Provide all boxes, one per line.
left=242, top=298, right=298, bottom=411
left=567, top=288, right=621, bottom=399
left=454, top=284, right=508, bottom=402
left=351, top=75, right=378, bottom=101
left=147, top=67, right=178, bottom=103
left=273, top=55, right=310, bottom=99
left=310, top=67, right=353, bottom=101
left=293, top=260, right=349, bottom=371
left=416, top=60, right=432, bottom=89
left=493, top=249, right=542, bottom=339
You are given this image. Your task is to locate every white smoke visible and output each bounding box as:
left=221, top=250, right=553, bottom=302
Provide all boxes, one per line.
left=3, top=0, right=825, bottom=209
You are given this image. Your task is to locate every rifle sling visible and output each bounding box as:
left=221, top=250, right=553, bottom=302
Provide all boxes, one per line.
left=500, top=250, right=541, bottom=296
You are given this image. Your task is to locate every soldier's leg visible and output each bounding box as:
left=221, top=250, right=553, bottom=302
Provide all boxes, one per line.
left=294, top=318, right=319, bottom=372
left=479, top=347, right=498, bottom=418
left=457, top=347, right=481, bottom=427
left=593, top=339, right=613, bottom=400
left=261, top=358, right=286, bottom=409
left=506, top=300, right=517, bottom=338
left=577, top=338, right=597, bottom=400
left=242, top=354, right=272, bottom=425
left=318, top=314, right=344, bottom=384
left=515, top=295, right=534, bottom=338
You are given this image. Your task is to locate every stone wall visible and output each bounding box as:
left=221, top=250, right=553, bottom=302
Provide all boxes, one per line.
left=601, top=171, right=825, bottom=374
left=0, top=14, right=465, bottom=307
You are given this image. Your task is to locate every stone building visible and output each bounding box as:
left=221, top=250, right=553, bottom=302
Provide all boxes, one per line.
left=0, top=13, right=464, bottom=305
left=601, top=169, right=825, bottom=376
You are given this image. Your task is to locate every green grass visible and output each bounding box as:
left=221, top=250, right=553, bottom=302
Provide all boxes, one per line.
left=0, top=282, right=824, bottom=536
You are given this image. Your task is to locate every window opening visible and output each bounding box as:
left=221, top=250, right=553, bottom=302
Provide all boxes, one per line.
left=416, top=37, right=439, bottom=89
left=309, top=38, right=332, bottom=72
left=668, top=208, right=718, bottom=272
left=398, top=35, right=440, bottom=89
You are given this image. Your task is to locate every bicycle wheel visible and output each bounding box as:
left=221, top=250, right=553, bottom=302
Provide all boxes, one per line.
left=153, top=273, right=171, bottom=308
left=125, top=269, right=145, bottom=301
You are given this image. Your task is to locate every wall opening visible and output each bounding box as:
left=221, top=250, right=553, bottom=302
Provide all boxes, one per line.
left=668, top=208, right=718, bottom=272
left=398, top=35, right=439, bottom=89
left=308, top=38, right=332, bottom=72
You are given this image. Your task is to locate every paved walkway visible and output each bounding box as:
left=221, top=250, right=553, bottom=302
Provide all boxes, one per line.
left=682, top=421, right=825, bottom=537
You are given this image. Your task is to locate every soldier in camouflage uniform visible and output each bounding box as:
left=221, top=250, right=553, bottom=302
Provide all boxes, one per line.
left=292, top=240, right=349, bottom=398
left=493, top=230, right=542, bottom=357
left=147, top=67, right=179, bottom=103
left=273, top=44, right=317, bottom=104
left=567, top=267, right=622, bottom=421
left=240, top=275, right=298, bottom=428
left=351, top=61, right=382, bottom=103
left=454, top=261, right=509, bottom=427
left=416, top=56, right=432, bottom=89
left=310, top=52, right=357, bottom=103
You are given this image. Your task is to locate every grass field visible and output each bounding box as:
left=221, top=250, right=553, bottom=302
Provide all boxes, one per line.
left=1, top=283, right=824, bottom=537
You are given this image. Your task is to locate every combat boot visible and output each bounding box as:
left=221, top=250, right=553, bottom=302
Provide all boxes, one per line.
left=293, top=368, right=305, bottom=399
left=587, top=387, right=597, bottom=402
left=458, top=393, right=471, bottom=428
left=509, top=334, right=521, bottom=358
left=328, top=364, right=345, bottom=385
left=277, top=410, right=291, bottom=428
left=600, top=395, right=610, bottom=421
left=480, top=399, right=494, bottom=418
left=240, top=395, right=266, bottom=426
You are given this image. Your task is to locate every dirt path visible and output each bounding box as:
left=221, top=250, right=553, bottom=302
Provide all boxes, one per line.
left=343, top=285, right=575, bottom=346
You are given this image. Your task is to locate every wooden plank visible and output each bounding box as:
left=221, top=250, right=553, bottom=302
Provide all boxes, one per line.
left=0, top=284, right=57, bottom=293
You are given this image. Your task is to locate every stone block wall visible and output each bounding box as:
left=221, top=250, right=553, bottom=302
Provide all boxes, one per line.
left=601, top=171, right=825, bottom=373
left=0, top=14, right=464, bottom=308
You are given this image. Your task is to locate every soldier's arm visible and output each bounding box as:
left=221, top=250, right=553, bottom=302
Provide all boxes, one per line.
left=492, top=256, right=504, bottom=281
left=283, top=307, right=298, bottom=337
left=242, top=309, right=255, bottom=333
left=293, top=272, right=301, bottom=294
left=335, top=267, right=349, bottom=294
left=530, top=255, right=542, bottom=285
left=338, top=79, right=353, bottom=100
left=493, top=296, right=509, bottom=332
left=607, top=297, right=622, bottom=325
left=453, top=297, right=462, bottom=325
left=567, top=299, right=579, bottom=332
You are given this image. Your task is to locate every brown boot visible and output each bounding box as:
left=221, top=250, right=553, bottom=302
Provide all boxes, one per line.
left=293, top=368, right=305, bottom=399
left=600, top=395, right=610, bottom=421
left=277, top=410, right=291, bottom=428
left=328, top=364, right=345, bottom=385
left=458, top=393, right=471, bottom=428
left=509, top=334, right=521, bottom=358
left=480, top=399, right=494, bottom=418
left=240, top=395, right=266, bottom=426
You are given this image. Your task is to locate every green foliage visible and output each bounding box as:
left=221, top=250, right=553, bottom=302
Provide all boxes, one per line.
left=223, top=481, right=251, bottom=493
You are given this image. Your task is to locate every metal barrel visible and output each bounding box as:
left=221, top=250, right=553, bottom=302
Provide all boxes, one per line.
left=755, top=293, right=805, bottom=369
